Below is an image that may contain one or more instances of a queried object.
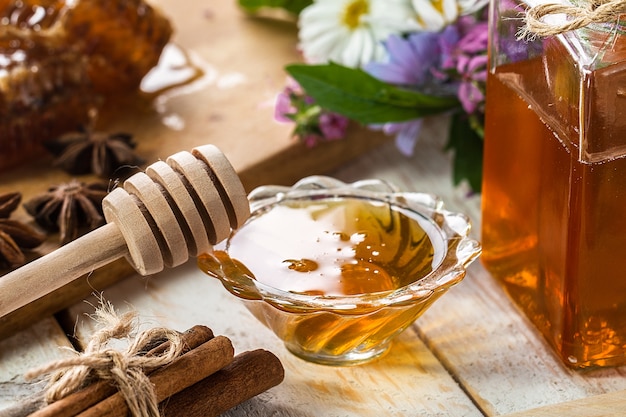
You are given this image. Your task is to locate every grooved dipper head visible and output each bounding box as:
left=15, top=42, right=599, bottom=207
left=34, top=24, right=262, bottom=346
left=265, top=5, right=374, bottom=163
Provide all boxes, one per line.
left=102, top=145, right=250, bottom=275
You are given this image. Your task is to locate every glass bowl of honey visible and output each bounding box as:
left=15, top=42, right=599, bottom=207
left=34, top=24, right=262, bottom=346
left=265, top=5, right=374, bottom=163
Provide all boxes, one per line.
left=198, top=176, right=481, bottom=366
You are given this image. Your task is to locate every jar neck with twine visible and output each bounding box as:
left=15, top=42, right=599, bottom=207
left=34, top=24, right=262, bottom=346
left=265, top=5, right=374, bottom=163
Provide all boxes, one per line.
left=522, top=0, right=626, bottom=37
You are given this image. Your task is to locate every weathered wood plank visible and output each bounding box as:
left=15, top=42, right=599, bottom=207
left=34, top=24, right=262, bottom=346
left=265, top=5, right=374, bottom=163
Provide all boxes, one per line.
left=0, top=318, right=73, bottom=413
left=501, top=390, right=626, bottom=417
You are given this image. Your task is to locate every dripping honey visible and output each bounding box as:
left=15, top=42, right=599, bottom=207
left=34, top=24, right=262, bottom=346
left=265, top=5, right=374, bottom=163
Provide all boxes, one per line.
left=482, top=31, right=626, bottom=368
left=198, top=197, right=440, bottom=362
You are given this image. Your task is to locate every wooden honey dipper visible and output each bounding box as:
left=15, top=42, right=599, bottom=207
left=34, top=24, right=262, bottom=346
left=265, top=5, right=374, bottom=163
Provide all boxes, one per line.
left=0, top=145, right=250, bottom=319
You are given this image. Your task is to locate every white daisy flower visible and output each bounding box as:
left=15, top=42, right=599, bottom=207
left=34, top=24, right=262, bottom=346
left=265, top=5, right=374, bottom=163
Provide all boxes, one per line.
left=410, top=0, right=461, bottom=31
left=298, top=0, right=416, bottom=68
left=458, top=0, right=490, bottom=15
left=410, top=0, right=486, bottom=31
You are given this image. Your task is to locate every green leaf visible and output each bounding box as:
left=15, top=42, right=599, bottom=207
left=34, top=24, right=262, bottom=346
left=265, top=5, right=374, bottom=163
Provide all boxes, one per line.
left=286, top=63, right=459, bottom=125
left=446, top=112, right=484, bottom=192
left=238, top=0, right=312, bottom=14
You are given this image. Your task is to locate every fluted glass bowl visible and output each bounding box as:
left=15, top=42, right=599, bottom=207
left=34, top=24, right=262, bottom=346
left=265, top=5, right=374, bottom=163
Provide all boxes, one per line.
left=198, top=176, right=481, bottom=366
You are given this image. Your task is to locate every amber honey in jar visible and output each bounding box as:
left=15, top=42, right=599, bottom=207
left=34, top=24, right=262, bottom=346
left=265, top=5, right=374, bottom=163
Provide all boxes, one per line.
left=482, top=0, right=626, bottom=368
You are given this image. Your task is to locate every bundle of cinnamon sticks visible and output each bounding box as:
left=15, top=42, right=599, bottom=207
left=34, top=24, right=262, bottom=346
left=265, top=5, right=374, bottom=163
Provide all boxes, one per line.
left=3, top=325, right=284, bottom=417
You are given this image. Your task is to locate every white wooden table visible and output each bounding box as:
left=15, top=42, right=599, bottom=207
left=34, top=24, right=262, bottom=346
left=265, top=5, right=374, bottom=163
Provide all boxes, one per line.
left=3, top=118, right=626, bottom=416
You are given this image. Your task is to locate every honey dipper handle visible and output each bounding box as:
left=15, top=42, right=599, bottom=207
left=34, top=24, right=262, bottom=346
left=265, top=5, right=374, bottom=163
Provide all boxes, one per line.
left=0, top=145, right=250, bottom=324
left=0, top=223, right=127, bottom=318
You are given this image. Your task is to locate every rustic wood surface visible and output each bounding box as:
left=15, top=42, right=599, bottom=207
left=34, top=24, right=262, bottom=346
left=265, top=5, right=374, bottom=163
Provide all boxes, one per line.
left=3, top=1, right=626, bottom=416
left=4, top=118, right=626, bottom=416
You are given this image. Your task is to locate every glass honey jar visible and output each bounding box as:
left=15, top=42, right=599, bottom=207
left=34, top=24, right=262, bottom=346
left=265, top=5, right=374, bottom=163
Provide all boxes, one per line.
left=482, top=0, right=626, bottom=368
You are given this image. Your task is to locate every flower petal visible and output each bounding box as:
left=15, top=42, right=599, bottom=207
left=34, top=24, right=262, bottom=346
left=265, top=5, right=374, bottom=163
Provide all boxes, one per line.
left=394, top=120, right=423, bottom=156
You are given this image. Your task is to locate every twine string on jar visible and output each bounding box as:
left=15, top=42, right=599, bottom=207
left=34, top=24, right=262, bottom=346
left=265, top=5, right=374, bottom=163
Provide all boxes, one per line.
left=522, top=0, right=626, bottom=37
left=25, top=299, right=184, bottom=417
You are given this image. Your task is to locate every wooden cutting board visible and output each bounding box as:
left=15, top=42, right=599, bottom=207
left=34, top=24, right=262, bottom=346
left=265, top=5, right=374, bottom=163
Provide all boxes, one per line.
left=0, top=0, right=388, bottom=338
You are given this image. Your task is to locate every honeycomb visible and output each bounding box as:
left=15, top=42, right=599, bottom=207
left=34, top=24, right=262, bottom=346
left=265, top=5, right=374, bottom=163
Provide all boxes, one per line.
left=0, top=0, right=173, bottom=171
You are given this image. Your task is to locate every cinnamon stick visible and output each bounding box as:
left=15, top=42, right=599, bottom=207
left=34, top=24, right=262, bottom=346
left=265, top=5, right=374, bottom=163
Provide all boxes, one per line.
left=145, top=325, right=214, bottom=357
left=76, top=335, right=235, bottom=417
left=20, top=325, right=214, bottom=417
left=161, top=349, right=285, bottom=417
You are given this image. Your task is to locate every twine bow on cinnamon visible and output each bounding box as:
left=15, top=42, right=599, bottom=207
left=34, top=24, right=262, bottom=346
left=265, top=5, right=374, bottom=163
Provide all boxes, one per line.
left=523, top=0, right=626, bottom=37
left=25, top=301, right=184, bottom=417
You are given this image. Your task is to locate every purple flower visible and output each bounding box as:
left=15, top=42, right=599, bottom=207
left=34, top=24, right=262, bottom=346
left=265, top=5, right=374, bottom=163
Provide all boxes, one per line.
left=371, top=17, right=487, bottom=155
left=275, top=89, right=296, bottom=123
left=365, top=32, right=442, bottom=86
left=457, top=21, right=489, bottom=54
left=458, top=80, right=484, bottom=114
left=319, top=112, right=349, bottom=140
left=457, top=54, right=488, bottom=113
left=440, top=19, right=488, bottom=72
left=441, top=19, right=488, bottom=114
left=273, top=80, right=349, bottom=147
left=384, top=120, right=423, bottom=156
left=368, top=120, right=424, bottom=157
left=303, top=133, right=323, bottom=148
left=438, top=25, right=462, bottom=71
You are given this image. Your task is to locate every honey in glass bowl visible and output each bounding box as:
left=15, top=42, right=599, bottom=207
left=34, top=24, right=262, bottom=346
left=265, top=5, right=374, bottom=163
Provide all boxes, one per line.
left=198, top=176, right=481, bottom=366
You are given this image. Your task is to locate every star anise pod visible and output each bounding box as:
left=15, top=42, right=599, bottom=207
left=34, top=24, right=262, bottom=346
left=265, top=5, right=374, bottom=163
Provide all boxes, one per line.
left=0, top=192, right=21, bottom=218
left=0, top=192, right=46, bottom=269
left=23, top=180, right=109, bottom=245
left=44, top=128, right=145, bottom=178
left=0, top=219, right=46, bottom=269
